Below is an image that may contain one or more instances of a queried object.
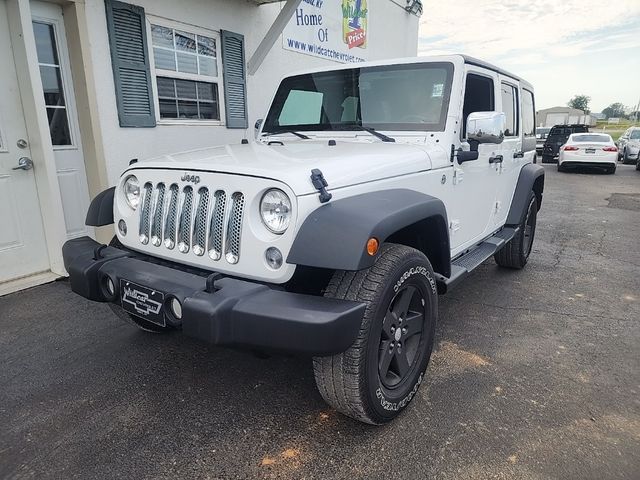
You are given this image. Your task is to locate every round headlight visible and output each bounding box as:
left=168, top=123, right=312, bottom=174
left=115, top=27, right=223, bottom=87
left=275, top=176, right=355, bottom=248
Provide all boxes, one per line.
left=260, top=189, right=291, bottom=234
left=123, top=175, right=140, bottom=209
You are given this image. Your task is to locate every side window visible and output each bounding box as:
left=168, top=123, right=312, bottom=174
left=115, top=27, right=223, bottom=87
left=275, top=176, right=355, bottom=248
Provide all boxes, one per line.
left=279, top=90, right=323, bottom=126
left=501, top=83, right=518, bottom=137
left=462, top=73, right=495, bottom=138
left=522, top=89, right=535, bottom=137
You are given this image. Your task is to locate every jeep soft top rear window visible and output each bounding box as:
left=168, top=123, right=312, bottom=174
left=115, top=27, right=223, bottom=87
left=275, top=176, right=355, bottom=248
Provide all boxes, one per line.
left=263, top=62, right=454, bottom=133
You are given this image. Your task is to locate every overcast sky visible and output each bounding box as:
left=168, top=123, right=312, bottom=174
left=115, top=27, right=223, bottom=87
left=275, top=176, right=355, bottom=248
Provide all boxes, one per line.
left=418, top=0, right=640, bottom=113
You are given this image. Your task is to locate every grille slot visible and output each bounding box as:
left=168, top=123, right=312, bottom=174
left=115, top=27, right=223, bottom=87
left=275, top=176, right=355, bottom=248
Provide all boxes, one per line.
left=163, top=184, right=179, bottom=249
left=139, top=182, right=153, bottom=244
left=192, top=187, right=210, bottom=256
left=207, top=190, right=226, bottom=260
left=225, top=192, right=245, bottom=264
left=177, top=186, right=194, bottom=253
left=150, top=183, right=166, bottom=247
left=138, top=181, right=244, bottom=264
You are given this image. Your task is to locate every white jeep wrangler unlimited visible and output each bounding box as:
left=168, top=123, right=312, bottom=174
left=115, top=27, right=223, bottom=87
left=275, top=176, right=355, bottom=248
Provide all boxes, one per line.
left=63, top=55, right=544, bottom=425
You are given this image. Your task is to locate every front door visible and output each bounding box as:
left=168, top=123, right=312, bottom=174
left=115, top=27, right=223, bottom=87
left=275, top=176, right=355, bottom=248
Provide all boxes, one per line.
left=0, top=0, right=50, bottom=285
left=449, top=68, right=503, bottom=254
left=32, top=0, right=91, bottom=240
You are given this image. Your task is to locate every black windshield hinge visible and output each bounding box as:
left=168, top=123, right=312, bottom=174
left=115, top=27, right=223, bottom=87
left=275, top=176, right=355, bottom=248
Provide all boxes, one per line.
left=310, top=168, right=332, bottom=204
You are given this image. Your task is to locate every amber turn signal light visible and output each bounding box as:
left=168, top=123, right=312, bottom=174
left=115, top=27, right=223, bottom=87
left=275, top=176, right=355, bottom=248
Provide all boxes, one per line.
left=366, top=237, right=379, bottom=256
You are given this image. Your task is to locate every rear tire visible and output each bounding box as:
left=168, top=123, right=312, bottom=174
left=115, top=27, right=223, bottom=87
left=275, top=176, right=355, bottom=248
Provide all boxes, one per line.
left=542, top=154, right=553, bottom=163
left=636, top=158, right=640, bottom=171
left=607, top=166, right=616, bottom=174
left=557, top=163, right=565, bottom=172
left=313, top=244, right=437, bottom=425
left=494, top=191, right=538, bottom=269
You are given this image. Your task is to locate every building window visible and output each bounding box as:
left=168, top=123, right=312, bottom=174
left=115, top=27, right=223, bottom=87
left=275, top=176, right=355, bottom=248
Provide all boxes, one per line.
left=150, top=23, right=221, bottom=121
left=32, top=21, right=72, bottom=145
left=157, top=77, right=219, bottom=119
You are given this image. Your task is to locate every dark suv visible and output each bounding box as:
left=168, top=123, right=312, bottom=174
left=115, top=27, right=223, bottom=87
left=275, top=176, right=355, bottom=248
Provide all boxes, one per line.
left=542, top=124, right=589, bottom=163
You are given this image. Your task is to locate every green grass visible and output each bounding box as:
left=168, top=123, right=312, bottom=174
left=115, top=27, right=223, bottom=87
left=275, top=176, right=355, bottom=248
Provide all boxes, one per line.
left=592, top=120, right=640, bottom=141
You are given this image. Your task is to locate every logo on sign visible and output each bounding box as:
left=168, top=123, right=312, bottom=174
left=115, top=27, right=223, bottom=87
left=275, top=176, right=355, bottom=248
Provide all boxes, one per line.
left=122, top=287, right=162, bottom=316
left=342, top=0, right=368, bottom=49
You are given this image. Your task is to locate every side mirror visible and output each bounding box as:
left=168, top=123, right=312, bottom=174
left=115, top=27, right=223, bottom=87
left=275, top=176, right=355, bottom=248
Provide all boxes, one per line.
left=466, top=111, right=506, bottom=145
left=254, top=118, right=264, bottom=139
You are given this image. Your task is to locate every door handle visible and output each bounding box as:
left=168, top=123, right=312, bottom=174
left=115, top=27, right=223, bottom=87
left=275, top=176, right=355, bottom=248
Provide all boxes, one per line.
left=489, top=155, right=503, bottom=164
left=12, top=157, right=33, bottom=171
left=513, top=151, right=524, bottom=158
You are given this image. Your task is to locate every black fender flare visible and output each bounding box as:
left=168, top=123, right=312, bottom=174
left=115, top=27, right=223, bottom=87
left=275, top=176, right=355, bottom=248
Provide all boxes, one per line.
left=287, top=189, right=450, bottom=277
left=85, top=187, right=115, bottom=226
left=505, top=163, right=544, bottom=226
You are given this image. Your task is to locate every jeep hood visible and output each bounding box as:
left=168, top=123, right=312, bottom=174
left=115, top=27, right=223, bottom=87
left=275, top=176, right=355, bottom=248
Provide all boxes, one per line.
left=132, top=141, right=433, bottom=196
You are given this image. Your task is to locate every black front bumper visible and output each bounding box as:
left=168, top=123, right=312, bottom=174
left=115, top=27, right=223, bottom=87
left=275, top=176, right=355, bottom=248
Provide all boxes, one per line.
left=63, top=237, right=365, bottom=356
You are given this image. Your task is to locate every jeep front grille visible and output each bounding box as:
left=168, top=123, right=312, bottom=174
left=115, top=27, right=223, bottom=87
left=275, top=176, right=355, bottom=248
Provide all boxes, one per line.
left=138, top=183, right=245, bottom=264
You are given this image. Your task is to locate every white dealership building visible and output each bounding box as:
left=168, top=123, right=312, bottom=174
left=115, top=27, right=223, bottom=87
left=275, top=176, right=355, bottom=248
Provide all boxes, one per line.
left=0, top=0, right=421, bottom=294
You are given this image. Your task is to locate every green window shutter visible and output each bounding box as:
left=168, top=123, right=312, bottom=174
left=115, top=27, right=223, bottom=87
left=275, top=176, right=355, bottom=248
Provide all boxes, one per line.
left=221, top=30, right=248, bottom=129
left=105, top=0, right=156, bottom=127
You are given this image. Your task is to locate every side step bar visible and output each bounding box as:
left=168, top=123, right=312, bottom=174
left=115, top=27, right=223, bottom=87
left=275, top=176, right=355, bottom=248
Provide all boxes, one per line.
left=435, top=227, right=518, bottom=294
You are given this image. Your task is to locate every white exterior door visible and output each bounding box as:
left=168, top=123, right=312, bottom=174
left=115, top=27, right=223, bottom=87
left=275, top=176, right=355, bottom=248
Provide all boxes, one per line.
left=32, top=0, right=92, bottom=240
left=494, top=77, right=523, bottom=228
left=0, top=0, right=50, bottom=285
left=449, top=68, right=503, bottom=253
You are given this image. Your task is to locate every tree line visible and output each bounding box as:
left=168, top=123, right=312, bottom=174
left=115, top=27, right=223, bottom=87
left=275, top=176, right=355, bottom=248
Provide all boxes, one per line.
left=567, top=95, right=639, bottom=120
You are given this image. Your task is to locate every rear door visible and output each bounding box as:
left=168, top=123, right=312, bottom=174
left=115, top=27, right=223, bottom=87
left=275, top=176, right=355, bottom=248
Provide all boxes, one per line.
left=492, top=78, right=521, bottom=229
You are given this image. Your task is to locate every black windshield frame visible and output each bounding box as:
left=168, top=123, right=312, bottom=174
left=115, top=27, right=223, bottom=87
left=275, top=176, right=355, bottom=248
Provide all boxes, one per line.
left=263, top=62, right=454, bottom=134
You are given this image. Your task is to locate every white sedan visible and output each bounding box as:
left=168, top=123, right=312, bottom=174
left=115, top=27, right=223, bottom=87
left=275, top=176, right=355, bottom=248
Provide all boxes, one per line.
left=557, top=133, right=618, bottom=174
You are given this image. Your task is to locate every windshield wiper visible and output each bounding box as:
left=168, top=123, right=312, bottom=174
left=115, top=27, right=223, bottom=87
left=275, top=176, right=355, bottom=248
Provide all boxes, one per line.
left=351, top=125, right=395, bottom=143
left=263, top=130, right=310, bottom=140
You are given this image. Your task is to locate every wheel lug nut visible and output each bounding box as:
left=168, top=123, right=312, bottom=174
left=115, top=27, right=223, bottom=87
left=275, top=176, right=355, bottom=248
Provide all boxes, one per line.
left=402, top=328, right=407, bottom=334
left=391, top=326, right=395, bottom=333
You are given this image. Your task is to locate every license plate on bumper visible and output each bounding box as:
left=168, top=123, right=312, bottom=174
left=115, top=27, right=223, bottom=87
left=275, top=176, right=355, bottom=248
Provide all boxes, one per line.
left=120, top=279, right=166, bottom=326
left=585, top=148, right=596, bottom=154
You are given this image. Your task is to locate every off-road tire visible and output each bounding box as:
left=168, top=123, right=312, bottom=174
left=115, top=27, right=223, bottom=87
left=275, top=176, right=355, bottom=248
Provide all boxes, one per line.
left=313, top=244, right=438, bottom=425
left=108, top=236, right=174, bottom=333
left=494, top=191, right=538, bottom=269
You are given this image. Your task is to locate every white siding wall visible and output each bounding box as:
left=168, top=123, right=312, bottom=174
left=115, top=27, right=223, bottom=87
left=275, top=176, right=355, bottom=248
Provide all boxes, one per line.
left=82, top=0, right=419, bottom=183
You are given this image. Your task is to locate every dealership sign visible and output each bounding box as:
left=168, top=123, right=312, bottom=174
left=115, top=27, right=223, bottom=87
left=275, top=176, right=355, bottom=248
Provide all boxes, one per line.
left=283, top=0, right=370, bottom=63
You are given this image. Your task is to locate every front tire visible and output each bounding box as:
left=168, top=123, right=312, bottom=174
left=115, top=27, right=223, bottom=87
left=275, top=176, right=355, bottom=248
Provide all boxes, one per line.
left=494, top=191, right=538, bottom=269
left=313, top=244, right=437, bottom=424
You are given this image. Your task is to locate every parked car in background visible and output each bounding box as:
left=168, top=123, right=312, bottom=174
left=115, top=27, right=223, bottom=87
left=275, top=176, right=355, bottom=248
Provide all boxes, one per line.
left=616, top=127, right=640, bottom=165
left=542, top=124, right=589, bottom=163
left=536, top=127, right=551, bottom=155
left=558, top=133, right=617, bottom=174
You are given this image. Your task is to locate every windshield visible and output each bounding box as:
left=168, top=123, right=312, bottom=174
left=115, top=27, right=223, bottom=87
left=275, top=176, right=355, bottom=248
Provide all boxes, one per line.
left=263, top=62, right=454, bottom=133
left=572, top=134, right=611, bottom=143
left=630, top=130, right=640, bottom=140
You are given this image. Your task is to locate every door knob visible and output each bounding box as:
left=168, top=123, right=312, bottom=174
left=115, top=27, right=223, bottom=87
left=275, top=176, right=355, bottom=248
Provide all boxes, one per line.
left=12, top=157, right=34, bottom=171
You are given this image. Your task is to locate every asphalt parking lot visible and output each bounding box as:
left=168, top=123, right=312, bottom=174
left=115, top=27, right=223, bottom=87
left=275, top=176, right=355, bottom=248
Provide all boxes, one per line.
left=2, top=164, right=639, bottom=480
